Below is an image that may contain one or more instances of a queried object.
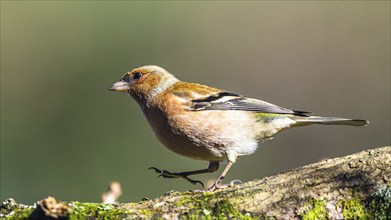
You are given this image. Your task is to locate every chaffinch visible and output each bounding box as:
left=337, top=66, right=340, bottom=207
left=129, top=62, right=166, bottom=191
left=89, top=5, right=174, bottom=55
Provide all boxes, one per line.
left=109, top=65, right=368, bottom=190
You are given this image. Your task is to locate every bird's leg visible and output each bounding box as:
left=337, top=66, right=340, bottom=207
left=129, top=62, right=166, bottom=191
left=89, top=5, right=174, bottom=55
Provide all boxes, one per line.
left=149, top=162, right=220, bottom=188
left=208, top=151, right=241, bottom=191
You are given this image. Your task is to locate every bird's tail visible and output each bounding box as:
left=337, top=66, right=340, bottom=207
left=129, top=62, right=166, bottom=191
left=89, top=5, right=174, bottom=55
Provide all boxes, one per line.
left=294, top=116, right=369, bottom=127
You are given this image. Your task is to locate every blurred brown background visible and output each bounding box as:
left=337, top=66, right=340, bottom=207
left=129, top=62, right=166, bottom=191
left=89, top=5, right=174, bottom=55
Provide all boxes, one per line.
left=1, top=1, right=390, bottom=204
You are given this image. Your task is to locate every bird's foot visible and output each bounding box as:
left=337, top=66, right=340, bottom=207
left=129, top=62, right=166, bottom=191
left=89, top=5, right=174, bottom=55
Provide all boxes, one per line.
left=148, top=167, right=204, bottom=187
left=207, top=179, right=242, bottom=191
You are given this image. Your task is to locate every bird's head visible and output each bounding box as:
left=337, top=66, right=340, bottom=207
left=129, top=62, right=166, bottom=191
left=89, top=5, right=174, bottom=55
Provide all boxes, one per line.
left=109, top=65, right=179, bottom=103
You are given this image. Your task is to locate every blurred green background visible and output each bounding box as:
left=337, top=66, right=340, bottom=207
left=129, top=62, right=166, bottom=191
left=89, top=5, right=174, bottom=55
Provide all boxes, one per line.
left=1, top=1, right=390, bottom=204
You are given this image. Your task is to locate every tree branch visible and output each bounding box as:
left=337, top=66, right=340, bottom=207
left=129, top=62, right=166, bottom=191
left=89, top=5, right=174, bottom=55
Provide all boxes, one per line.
left=1, top=146, right=390, bottom=219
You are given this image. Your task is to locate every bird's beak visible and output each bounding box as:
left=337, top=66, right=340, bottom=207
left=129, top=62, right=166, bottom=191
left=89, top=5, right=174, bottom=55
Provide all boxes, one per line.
left=108, top=81, right=130, bottom=92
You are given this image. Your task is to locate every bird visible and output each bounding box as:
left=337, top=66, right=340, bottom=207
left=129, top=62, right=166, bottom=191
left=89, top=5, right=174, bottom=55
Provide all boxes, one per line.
left=108, top=65, right=368, bottom=191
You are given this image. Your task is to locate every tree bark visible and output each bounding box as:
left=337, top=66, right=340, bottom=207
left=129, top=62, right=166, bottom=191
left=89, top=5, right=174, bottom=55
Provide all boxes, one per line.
left=1, top=146, right=390, bottom=219
left=121, top=146, right=391, bottom=219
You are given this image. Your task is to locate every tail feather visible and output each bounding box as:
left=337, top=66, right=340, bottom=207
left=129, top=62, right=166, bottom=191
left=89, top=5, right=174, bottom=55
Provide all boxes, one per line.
left=295, top=116, right=369, bottom=126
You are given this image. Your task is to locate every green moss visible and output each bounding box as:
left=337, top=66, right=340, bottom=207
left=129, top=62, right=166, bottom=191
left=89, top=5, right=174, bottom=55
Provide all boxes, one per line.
left=337, top=197, right=368, bottom=220
left=139, top=208, right=157, bottom=218
left=300, top=186, right=390, bottom=220
left=300, top=199, right=329, bottom=220
left=68, top=202, right=131, bottom=220
left=213, top=199, right=254, bottom=219
left=1, top=207, right=33, bottom=220
left=175, top=195, right=195, bottom=207
left=0, top=198, right=34, bottom=220
left=175, top=192, right=257, bottom=219
left=367, top=185, right=391, bottom=220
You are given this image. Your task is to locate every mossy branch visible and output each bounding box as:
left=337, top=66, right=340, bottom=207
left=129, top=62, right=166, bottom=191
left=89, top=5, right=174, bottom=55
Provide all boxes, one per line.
left=2, top=146, right=390, bottom=219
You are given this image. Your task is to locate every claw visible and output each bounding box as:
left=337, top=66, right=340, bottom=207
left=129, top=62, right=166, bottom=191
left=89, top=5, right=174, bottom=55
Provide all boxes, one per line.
left=230, top=179, right=242, bottom=186
left=148, top=167, right=164, bottom=178
left=148, top=167, right=162, bottom=173
left=192, top=180, right=204, bottom=188
left=148, top=166, right=204, bottom=188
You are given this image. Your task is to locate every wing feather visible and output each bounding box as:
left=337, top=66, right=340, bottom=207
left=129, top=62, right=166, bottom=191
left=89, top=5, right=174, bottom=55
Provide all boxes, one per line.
left=191, top=91, right=311, bottom=116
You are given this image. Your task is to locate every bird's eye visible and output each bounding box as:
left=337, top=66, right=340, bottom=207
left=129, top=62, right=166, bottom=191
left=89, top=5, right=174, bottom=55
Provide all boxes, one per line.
left=133, top=72, right=142, bottom=80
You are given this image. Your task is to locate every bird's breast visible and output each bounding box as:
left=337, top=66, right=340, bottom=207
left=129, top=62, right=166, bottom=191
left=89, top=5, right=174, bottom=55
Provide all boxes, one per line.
left=141, top=105, right=266, bottom=161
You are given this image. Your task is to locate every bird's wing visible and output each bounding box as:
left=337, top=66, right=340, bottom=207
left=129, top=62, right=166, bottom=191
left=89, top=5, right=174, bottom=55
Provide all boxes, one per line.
left=169, top=82, right=310, bottom=116
left=189, top=91, right=311, bottom=116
